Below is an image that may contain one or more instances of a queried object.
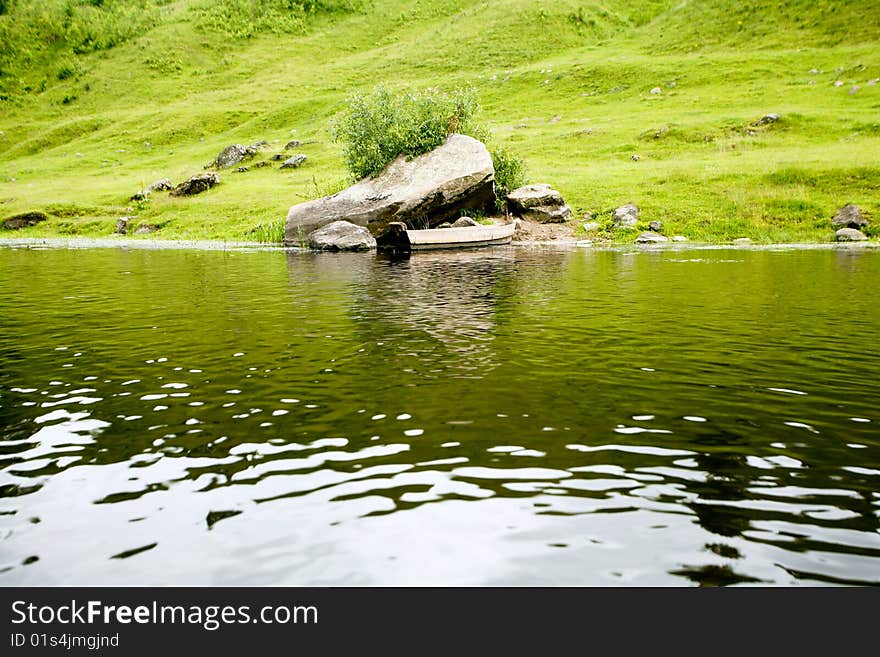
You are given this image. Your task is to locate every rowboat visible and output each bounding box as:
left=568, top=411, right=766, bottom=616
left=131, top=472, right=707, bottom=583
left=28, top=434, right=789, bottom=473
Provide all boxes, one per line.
left=376, top=221, right=516, bottom=251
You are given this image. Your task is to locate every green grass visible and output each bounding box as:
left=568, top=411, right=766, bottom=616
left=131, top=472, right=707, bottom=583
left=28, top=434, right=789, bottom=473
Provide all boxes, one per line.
left=1, top=0, right=879, bottom=243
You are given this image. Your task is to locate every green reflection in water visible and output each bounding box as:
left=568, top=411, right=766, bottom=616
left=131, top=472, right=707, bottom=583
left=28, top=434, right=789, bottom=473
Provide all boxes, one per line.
left=0, top=245, right=878, bottom=585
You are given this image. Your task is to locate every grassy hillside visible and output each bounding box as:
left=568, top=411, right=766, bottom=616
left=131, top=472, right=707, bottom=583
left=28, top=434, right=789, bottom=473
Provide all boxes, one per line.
left=1, top=0, right=879, bottom=242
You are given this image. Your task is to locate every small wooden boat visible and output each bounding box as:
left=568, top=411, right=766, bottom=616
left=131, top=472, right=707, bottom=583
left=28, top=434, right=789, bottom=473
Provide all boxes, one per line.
left=377, top=221, right=515, bottom=251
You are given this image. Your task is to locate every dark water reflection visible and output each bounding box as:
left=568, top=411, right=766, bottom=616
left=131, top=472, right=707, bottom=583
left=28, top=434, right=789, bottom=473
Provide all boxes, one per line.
left=0, top=244, right=878, bottom=585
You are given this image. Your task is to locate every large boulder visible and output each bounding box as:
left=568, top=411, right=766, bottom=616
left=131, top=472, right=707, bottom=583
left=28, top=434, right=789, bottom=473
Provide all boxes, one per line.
left=284, top=134, right=495, bottom=243
left=170, top=172, right=220, bottom=196
left=507, top=184, right=572, bottom=224
left=3, top=211, right=47, bottom=230
left=832, top=204, right=867, bottom=229
left=307, top=220, right=376, bottom=251
left=835, top=228, right=868, bottom=242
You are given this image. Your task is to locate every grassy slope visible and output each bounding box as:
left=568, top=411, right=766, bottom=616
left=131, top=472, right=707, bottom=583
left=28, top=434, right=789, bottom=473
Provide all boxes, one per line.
left=0, top=0, right=878, bottom=242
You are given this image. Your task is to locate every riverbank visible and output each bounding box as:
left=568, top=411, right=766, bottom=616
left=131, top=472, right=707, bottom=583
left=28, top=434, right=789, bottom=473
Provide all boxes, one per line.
left=2, top=236, right=877, bottom=253
left=1, top=2, right=878, bottom=246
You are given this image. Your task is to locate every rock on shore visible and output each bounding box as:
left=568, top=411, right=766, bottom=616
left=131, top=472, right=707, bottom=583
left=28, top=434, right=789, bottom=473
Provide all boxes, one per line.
left=506, top=184, right=572, bottom=223
left=284, top=134, right=495, bottom=244
left=307, top=220, right=376, bottom=251
left=835, top=227, right=868, bottom=242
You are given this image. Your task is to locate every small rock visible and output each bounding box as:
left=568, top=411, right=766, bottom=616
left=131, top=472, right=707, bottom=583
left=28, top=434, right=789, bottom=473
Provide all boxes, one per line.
left=671, top=235, right=688, bottom=242
left=308, top=220, right=376, bottom=251
left=170, top=172, right=220, bottom=197
left=129, top=190, right=149, bottom=202
left=631, top=154, right=641, bottom=161
left=248, top=140, right=268, bottom=150
left=832, top=204, right=867, bottom=229
left=284, top=139, right=302, bottom=150
left=867, top=78, right=878, bottom=86
left=751, top=113, right=780, bottom=127
left=849, top=86, right=860, bottom=95
left=636, top=232, right=668, bottom=243
left=835, top=228, right=868, bottom=242
left=521, top=204, right=572, bottom=224
left=2, top=211, right=48, bottom=230
left=833, top=80, right=844, bottom=87
left=808, top=68, right=820, bottom=74
left=612, top=204, right=639, bottom=229
left=134, top=223, right=158, bottom=235
left=507, top=184, right=564, bottom=210
left=452, top=216, right=479, bottom=227
left=650, top=87, right=662, bottom=94
left=733, top=237, right=752, bottom=245
left=213, top=144, right=257, bottom=169
left=269, top=153, right=284, bottom=161
left=648, top=220, right=662, bottom=232
left=252, top=161, right=271, bottom=168
left=507, top=184, right=571, bottom=223
left=147, top=178, right=173, bottom=193
left=549, top=115, right=561, bottom=124
left=582, top=221, right=602, bottom=232
left=115, top=216, right=133, bottom=234
left=236, top=166, right=249, bottom=173
left=280, top=154, right=307, bottom=169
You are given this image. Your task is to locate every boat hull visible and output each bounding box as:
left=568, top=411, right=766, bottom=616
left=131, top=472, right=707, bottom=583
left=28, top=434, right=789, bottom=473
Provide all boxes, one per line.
left=381, top=222, right=515, bottom=251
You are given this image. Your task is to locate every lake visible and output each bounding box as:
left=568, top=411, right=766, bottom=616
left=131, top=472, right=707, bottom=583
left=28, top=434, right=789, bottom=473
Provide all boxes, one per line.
left=1, top=242, right=878, bottom=585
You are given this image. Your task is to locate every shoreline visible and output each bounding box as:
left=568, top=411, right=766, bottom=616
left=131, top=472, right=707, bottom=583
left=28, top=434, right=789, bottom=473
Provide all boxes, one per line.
left=1, top=236, right=878, bottom=253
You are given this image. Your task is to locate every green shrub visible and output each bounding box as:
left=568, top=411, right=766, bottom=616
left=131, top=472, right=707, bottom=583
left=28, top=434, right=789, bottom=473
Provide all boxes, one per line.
left=491, top=146, right=526, bottom=210
left=332, top=86, right=483, bottom=179
left=56, top=60, right=77, bottom=80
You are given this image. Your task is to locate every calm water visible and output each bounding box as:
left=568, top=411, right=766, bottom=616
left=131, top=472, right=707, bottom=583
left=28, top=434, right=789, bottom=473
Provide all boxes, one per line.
left=0, top=243, right=878, bottom=586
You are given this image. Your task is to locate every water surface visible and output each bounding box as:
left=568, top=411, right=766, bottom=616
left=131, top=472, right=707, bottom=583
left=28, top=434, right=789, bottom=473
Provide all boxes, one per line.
left=1, top=244, right=878, bottom=585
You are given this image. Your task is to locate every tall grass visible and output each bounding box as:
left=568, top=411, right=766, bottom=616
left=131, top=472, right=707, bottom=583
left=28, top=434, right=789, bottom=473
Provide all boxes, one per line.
left=0, top=0, right=162, bottom=99
left=248, top=219, right=285, bottom=243
left=193, top=0, right=361, bottom=39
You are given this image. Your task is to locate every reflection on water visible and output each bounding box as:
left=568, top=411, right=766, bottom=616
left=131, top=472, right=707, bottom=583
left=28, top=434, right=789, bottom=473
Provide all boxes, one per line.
left=0, top=245, right=878, bottom=585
